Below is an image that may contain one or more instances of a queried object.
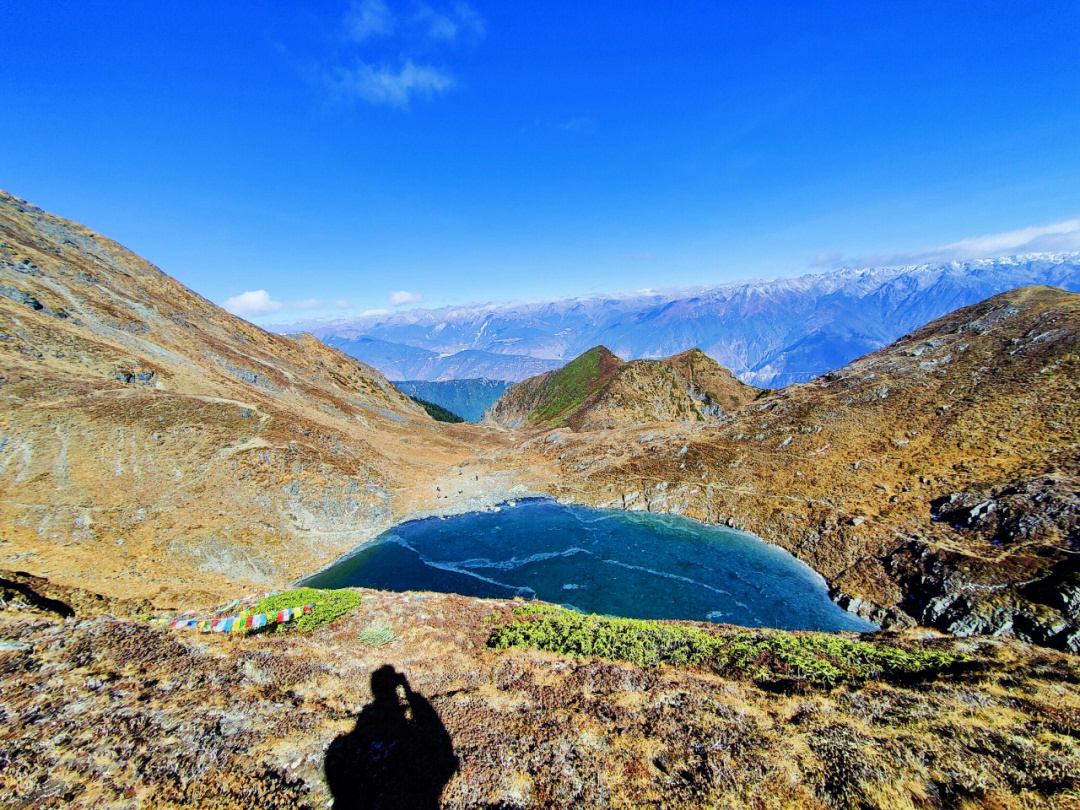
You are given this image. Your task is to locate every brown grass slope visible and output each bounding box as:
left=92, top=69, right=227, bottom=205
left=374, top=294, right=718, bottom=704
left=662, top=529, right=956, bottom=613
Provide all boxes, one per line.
left=538, top=286, right=1080, bottom=650
left=578, top=348, right=759, bottom=430
left=4, top=579, right=1080, bottom=810
left=486, top=346, right=758, bottom=431
left=0, top=191, right=548, bottom=606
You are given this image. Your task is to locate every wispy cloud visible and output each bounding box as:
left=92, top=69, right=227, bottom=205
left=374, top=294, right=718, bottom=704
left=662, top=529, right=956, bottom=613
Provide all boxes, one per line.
left=343, top=0, right=395, bottom=40
left=324, top=59, right=454, bottom=108
left=816, top=217, right=1080, bottom=269
left=415, top=2, right=485, bottom=41
left=334, top=299, right=352, bottom=309
left=224, top=290, right=282, bottom=317
left=361, top=308, right=391, bottom=316
left=297, top=1, right=484, bottom=110
left=389, top=290, right=423, bottom=306
left=291, top=298, right=325, bottom=310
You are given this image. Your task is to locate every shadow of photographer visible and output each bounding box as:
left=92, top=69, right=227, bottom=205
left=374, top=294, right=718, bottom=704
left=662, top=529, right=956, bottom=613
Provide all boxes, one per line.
left=325, top=665, right=458, bottom=810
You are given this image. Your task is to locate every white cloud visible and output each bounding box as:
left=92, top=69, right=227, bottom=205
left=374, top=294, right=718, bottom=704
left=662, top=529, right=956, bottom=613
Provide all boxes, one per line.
left=324, top=59, right=454, bottom=108
left=292, top=298, right=325, bottom=311
left=224, top=290, right=282, bottom=317
left=389, top=290, right=423, bottom=306
left=415, top=2, right=485, bottom=41
left=818, top=217, right=1080, bottom=269
left=344, top=0, right=395, bottom=40
left=929, top=218, right=1080, bottom=260
left=334, top=299, right=352, bottom=309
left=361, top=308, right=391, bottom=316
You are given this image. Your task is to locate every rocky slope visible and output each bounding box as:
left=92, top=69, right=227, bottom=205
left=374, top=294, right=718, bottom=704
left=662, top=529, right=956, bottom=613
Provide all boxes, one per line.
left=0, top=190, right=551, bottom=607
left=523, top=286, right=1080, bottom=649
left=486, top=347, right=757, bottom=430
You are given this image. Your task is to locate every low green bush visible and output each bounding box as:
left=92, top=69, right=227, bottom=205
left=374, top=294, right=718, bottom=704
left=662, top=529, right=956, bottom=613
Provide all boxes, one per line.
left=358, top=624, right=396, bottom=648
left=488, top=605, right=963, bottom=686
left=250, top=587, right=362, bottom=634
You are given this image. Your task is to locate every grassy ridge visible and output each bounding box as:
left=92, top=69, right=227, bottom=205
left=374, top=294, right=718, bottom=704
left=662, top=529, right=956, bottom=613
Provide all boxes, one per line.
left=489, top=604, right=964, bottom=685
left=529, top=346, right=619, bottom=424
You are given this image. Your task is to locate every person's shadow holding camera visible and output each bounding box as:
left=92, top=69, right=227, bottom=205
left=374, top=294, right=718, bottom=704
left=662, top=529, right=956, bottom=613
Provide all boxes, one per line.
left=325, top=665, right=458, bottom=809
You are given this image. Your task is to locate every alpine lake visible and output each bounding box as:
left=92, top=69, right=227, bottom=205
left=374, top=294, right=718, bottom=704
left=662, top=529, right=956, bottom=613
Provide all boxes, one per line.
left=302, top=498, right=874, bottom=632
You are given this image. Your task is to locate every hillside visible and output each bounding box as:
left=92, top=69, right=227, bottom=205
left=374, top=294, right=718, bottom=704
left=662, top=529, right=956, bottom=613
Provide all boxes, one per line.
left=301, top=254, right=1080, bottom=386
left=532, top=286, right=1080, bottom=650
left=486, top=346, right=758, bottom=430
left=484, top=346, right=623, bottom=428
left=392, top=378, right=512, bottom=422
left=0, top=191, right=547, bottom=605
left=6, top=576, right=1080, bottom=810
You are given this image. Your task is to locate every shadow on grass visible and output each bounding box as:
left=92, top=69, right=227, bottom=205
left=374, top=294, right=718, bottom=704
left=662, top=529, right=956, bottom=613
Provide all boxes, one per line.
left=325, top=665, right=458, bottom=810
left=0, top=574, right=75, bottom=617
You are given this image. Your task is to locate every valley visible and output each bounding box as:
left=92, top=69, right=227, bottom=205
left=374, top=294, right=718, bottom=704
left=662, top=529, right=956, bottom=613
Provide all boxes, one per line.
left=392, top=378, right=512, bottom=422
left=2, top=191, right=1080, bottom=808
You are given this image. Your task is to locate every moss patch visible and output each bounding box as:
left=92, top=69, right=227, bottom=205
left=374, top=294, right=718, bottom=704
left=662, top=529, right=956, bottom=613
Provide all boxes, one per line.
left=489, top=605, right=964, bottom=686
left=250, top=587, right=362, bottom=634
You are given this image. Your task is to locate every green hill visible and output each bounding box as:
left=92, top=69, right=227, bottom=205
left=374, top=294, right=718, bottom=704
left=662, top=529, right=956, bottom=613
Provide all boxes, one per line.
left=485, top=346, right=622, bottom=428
left=485, top=346, right=758, bottom=430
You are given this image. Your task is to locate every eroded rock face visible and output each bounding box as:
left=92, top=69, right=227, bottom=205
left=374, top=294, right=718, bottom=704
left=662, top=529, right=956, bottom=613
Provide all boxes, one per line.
left=932, top=473, right=1080, bottom=547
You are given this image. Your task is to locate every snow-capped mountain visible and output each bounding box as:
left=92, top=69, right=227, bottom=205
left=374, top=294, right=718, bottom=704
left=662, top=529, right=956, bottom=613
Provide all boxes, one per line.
left=297, top=254, right=1080, bottom=386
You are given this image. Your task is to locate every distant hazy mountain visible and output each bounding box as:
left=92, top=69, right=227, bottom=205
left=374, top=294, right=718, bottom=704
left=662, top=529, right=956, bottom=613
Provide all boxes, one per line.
left=302, top=254, right=1080, bottom=387
left=392, top=379, right=513, bottom=422
left=317, top=335, right=560, bottom=382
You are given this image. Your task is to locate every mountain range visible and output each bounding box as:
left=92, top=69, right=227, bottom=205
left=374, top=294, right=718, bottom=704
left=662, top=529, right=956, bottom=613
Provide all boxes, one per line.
left=297, top=254, right=1080, bottom=386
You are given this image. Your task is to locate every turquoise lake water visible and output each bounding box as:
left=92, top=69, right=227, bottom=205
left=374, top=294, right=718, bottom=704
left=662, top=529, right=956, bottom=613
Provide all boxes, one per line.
left=302, top=498, right=874, bottom=632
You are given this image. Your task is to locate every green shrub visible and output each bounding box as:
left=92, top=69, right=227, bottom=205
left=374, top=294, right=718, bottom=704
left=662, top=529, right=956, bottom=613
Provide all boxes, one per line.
left=249, top=587, right=362, bottom=634
left=489, top=605, right=963, bottom=686
left=358, top=624, right=396, bottom=648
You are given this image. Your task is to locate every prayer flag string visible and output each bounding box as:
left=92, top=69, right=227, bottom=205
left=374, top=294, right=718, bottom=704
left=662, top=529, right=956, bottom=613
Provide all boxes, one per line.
left=159, top=604, right=313, bottom=633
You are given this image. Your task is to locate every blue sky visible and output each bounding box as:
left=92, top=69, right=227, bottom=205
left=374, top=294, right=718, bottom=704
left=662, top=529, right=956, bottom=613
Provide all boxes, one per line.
left=2, top=1, right=1079, bottom=322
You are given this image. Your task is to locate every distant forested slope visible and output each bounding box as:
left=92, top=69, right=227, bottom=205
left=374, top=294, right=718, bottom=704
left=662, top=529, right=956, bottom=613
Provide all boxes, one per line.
left=394, top=379, right=513, bottom=422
